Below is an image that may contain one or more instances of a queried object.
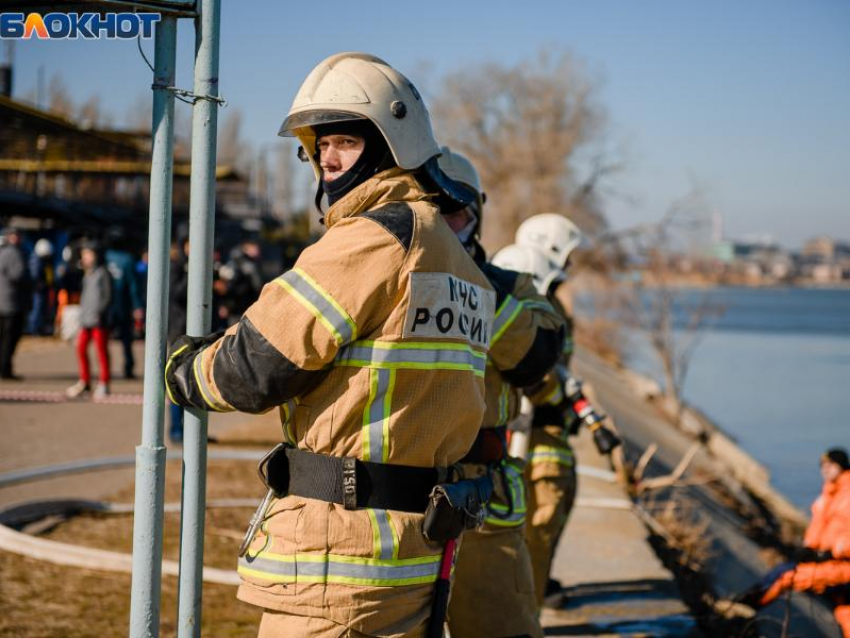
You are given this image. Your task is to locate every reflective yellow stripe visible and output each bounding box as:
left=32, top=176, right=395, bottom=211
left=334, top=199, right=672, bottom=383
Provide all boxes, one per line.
left=281, top=400, right=296, bottom=445
left=491, top=295, right=524, bottom=345
left=542, top=383, right=564, bottom=406
left=164, top=344, right=189, bottom=405
left=367, top=509, right=398, bottom=561
left=192, top=349, right=227, bottom=412
left=275, top=267, right=357, bottom=346
left=238, top=550, right=442, bottom=587
left=337, top=340, right=487, bottom=378
left=497, top=381, right=509, bottom=426
left=382, top=370, right=396, bottom=463
left=530, top=445, right=575, bottom=468
left=366, top=508, right=382, bottom=558
left=385, top=510, right=400, bottom=560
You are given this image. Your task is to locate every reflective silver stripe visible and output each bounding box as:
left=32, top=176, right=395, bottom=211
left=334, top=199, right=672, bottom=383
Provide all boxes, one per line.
left=523, top=300, right=554, bottom=312
left=241, top=555, right=295, bottom=579
left=239, top=553, right=441, bottom=585
left=193, top=349, right=226, bottom=411
left=277, top=269, right=356, bottom=346
left=374, top=510, right=396, bottom=561
left=364, top=368, right=393, bottom=462
left=491, top=295, right=523, bottom=344
left=337, top=342, right=486, bottom=375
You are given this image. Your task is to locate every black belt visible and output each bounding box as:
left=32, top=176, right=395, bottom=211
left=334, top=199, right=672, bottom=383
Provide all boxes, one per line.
left=460, top=426, right=507, bottom=464
left=264, top=446, right=445, bottom=514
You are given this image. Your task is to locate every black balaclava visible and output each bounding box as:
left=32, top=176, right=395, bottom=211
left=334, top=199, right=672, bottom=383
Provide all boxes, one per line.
left=312, top=119, right=393, bottom=212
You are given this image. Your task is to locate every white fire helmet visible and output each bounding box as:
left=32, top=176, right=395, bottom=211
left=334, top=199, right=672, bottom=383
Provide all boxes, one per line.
left=436, top=146, right=485, bottom=236
left=491, top=243, right=565, bottom=296
left=278, top=52, right=475, bottom=208
left=516, top=213, right=583, bottom=269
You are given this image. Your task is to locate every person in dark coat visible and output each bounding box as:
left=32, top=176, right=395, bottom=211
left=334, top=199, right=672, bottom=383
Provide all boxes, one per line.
left=27, top=238, right=55, bottom=336
left=218, top=238, right=263, bottom=326
left=0, top=228, right=32, bottom=380
left=167, top=238, right=189, bottom=442
left=105, top=227, right=144, bottom=379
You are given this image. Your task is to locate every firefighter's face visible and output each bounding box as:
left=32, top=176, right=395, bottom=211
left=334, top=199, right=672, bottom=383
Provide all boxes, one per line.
left=443, top=208, right=472, bottom=234
left=821, top=459, right=843, bottom=483
left=317, top=134, right=365, bottom=182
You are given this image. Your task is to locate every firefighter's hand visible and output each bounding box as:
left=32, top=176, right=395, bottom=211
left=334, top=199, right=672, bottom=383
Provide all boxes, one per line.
left=165, top=331, right=225, bottom=405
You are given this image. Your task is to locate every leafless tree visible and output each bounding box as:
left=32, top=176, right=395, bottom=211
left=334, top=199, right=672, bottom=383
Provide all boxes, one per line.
left=77, top=95, right=112, bottom=128
left=218, top=108, right=251, bottom=172
left=430, top=49, right=619, bottom=251
left=47, top=74, right=74, bottom=119
left=126, top=92, right=153, bottom=130
left=617, top=190, right=725, bottom=424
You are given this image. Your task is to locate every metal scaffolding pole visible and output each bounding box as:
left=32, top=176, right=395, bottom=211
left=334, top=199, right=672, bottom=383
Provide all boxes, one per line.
left=176, top=0, right=222, bottom=634
left=129, top=14, right=178, bottom=638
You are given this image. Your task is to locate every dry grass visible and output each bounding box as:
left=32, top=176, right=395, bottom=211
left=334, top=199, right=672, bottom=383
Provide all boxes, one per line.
left=574, top=317, right=625, bottom=367
left=0, top=459, right=266, bottom=637
left=639, top=490, right=714, bottom=572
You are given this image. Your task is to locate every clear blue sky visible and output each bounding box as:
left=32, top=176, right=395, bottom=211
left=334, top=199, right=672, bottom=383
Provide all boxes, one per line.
left=8, top=0, right=850, bottom=248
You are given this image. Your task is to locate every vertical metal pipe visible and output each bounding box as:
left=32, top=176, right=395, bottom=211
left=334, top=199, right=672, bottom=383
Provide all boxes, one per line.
left=176, top=0, right=221, bottom=635
left=129, top=15, right=178, bottom=638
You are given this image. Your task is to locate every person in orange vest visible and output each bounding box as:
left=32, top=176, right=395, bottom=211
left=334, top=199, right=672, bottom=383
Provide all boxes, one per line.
left=738, top=448, right=850, bottom=637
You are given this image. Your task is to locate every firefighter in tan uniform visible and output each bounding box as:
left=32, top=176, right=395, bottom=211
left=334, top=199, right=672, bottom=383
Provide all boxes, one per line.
left=166, top=54, right=496, bottom=638
left=437, top=150, right=564, bottom=638
left=496, top=215, right=620, bottom=609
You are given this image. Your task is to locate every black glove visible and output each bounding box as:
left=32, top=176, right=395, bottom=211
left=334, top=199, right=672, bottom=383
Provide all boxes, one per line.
left=794, top=547, right=833, bottom=563
left=165, top=331, right=225, bottom=405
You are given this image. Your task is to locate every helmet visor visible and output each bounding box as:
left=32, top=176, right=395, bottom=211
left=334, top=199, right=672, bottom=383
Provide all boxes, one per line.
left=278, top=110, right=367, bottom=137
left=422, top=157, right=480, bottom=214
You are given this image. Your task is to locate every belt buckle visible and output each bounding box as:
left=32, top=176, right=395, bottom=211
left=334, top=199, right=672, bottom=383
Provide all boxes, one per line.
left=239, top=443, right=287, bottom=557
left=342, top=457, right=357, bottom=510
left=257, top=443, right=287, bottom=488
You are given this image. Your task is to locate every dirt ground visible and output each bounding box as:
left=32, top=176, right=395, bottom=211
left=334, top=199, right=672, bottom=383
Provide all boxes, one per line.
left=0, top=460, right=265, bottom=637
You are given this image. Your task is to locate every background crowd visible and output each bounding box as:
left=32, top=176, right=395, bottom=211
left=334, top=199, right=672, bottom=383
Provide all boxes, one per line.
left=0, top=224, right=265, bottom=403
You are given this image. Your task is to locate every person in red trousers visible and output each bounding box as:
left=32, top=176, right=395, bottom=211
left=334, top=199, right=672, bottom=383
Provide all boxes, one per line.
left=66, top=242, right=112, bottom=400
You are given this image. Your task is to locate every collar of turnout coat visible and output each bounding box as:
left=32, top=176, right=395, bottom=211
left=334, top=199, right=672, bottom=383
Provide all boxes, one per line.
left=324, top=167, right=434, bottom=228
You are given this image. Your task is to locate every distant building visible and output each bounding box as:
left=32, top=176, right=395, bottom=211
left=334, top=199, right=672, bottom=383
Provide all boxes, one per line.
left=0, top=95, right=289, bottom=255
left=798, top=236, right=850, bottom=283
left=802, top=236, right=836, bottom=262
left=709, top=240, right=734, bottom=263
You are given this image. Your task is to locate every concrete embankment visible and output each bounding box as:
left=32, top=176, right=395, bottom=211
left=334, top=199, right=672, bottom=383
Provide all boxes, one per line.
left=572, top=348, right=842, bottom=637
left=541, top=428, right=697, bottom=636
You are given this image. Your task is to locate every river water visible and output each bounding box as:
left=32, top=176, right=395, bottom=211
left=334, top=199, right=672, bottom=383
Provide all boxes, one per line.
left=578, top=287, right=850, bottom=510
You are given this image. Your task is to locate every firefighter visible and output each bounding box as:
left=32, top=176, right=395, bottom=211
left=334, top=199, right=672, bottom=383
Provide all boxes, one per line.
left=166, top=53, right=496, bottom=638
left=737, top=448, right=850, bottom=637
left=437, top=148, right=565, bottom=638
left=495, top=214, right=586, bottom=608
